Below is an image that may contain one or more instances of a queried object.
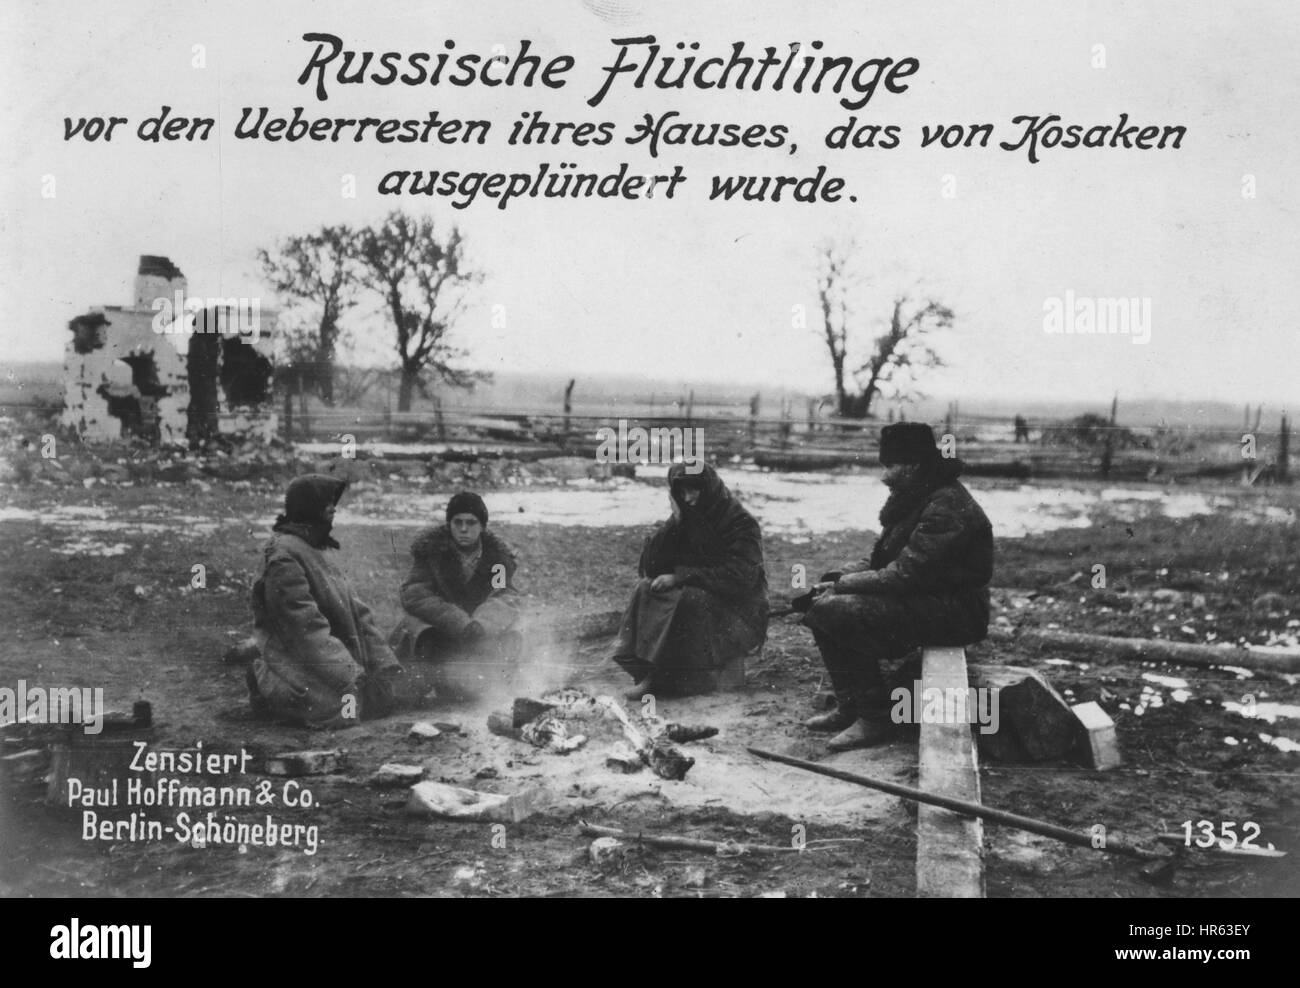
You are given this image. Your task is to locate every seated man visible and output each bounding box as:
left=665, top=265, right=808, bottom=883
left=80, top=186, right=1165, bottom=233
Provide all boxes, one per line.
left=389, top=492, right=521, bottom=695
left=611, top=462, right=768, bottom=699
left=802, top=423, right=993, bottom=751
left=249, top=474, right=403, bottom=729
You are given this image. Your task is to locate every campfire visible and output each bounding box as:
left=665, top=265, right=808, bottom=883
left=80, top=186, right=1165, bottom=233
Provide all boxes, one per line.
left=486, top=687, right=716, bottom=781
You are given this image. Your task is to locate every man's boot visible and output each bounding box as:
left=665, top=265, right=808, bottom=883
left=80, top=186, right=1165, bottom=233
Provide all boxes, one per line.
left=827, top=712, right=893, bottom=751
left=803, top=643, right=861, bottom=731
left=825, top=655, right=892, bottom=750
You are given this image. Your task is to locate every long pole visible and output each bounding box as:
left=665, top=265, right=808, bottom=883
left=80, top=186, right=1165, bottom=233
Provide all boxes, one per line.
left=746, top=747, right=1167, bottom=861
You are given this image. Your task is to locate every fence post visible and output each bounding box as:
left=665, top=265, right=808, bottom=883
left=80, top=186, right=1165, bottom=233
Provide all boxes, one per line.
left=1280, top=412, right=1290, bottom=482
left=563, top=378, right=575, bottom=438
left=1099, top=392, right=1118, bottom=480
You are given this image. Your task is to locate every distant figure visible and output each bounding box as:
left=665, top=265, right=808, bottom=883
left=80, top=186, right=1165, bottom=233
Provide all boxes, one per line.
left=1014, top=415, right=1030, bottom=443
left=801, top=423, right=993, bottom=750
left=389, top=492, right=522, bottom=695
left=249, top=474, right=403, bottom=728
left=610, top=463, right=768, bottom=699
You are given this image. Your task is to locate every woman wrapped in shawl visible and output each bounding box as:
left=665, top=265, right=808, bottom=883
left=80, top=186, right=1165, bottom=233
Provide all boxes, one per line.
left=611, top=463, right=768, bottom=698
left=248, top=474, right=403, bottom=728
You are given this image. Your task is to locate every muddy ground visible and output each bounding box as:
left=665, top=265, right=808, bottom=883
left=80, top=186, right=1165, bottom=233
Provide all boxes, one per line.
left=0, top=463, right=1297, bottom=898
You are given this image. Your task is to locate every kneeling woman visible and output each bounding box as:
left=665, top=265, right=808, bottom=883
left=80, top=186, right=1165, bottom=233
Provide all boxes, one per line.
left=612, top=463, right=768, bottom=698
left=249, top=474, right=403, bottom=728
left=389, top=492, right=522, bottom=694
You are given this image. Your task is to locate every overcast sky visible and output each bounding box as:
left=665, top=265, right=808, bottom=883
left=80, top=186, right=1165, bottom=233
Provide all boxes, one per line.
left=2, top=0, right=1297, bottom=408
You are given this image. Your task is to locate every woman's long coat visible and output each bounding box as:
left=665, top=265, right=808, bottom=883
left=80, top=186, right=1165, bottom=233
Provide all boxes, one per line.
left=613, top=463, right=768, bottom=692
left=251, top=523, right=401, bottom=727
left=389, top=526, right=520, bottom=661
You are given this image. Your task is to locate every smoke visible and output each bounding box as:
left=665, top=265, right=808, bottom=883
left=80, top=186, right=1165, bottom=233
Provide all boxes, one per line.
left=454, top=632, right=587, bottom=716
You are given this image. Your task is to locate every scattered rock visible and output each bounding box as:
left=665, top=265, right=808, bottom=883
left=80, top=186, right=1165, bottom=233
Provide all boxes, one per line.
left=408, top=721, right=442, bottom=740
left=589, top=836, right=629, bottom=871
left=406, top=780, right=542, bottom=823
left=968, top=664, right=1081, bottom=763
left=1252, top=593, right=1288, bottom=616
left=1152, top=589, right=1185, bottom=605
left=1071, top=701, right=1122, bottom=770
left=262, top=750, right=346, bottom=776
left=1093, top=590, right=1133, bottom=611
left=682, top=866, right=708, bottom=889
left=369, top=763, right=426, bottom=788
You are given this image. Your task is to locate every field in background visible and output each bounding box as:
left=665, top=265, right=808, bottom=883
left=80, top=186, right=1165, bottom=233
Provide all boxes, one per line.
left=4, top=361, right=1286, bottom=487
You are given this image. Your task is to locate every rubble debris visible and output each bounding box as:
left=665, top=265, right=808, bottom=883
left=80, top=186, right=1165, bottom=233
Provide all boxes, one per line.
left=369, top=763, right=426, bottom=788
left=1071, top=701, right=1122, bottom=770
left=664, top=723, right=719, bottom=743
left=262, top=750, right=346, bottom=776
left=408, top=722, right=442, bottom=740
left=968, top=663, right=1079, bottom=762
left=60, top=255, right=278, bottom=446
left=406, top=780, right=542, bottom=823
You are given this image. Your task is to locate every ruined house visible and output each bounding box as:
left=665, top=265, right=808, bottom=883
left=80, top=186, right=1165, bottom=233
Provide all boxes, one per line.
left=61, top=256, right=278, bottom=445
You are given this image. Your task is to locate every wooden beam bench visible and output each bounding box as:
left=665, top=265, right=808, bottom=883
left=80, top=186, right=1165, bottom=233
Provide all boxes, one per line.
left=915, top=645, right=986, bottom=898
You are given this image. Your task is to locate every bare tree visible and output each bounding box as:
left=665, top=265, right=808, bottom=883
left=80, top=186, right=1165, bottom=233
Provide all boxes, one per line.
left=257, top=225, right=357, bottom=405
left=854, top=296, right=953, bottom=418
left=815, top=240, right=855, bottom=417
left=813, top=239, right=954, bottom=418
left=350, top=212, right=485, bottom=413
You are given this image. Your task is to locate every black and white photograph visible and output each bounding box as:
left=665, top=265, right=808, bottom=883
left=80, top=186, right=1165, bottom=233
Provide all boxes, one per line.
left=0, top=0, right=1296, bottom=933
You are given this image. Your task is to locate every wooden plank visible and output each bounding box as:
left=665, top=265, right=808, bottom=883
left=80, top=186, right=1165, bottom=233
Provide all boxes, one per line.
left=916, top=646, right=985, bottom=898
